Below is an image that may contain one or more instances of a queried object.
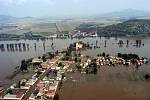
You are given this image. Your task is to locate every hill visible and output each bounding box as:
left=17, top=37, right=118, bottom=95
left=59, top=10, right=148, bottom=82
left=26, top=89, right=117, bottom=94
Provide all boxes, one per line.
left=97, top=19, right=150, bottom=36
left=0, top=15, right=17, bottom=23
left=95, top=9, right=150, bottom=19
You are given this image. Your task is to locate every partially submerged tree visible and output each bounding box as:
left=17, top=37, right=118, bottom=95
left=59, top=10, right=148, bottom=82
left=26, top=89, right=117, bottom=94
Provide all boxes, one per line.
left=53, top=93, right=59, bottom=100
left=20, top=60, right=28, bottom=71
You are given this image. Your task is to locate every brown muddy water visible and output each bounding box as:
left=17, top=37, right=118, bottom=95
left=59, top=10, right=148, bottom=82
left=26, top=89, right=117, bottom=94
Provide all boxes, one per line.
left=59, top=64, right=150, bottom=100
left=0, top=37, right=150, bottom=84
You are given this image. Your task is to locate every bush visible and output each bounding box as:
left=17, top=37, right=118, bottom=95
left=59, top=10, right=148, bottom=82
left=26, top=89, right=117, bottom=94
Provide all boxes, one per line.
left=53, top=93, right=59, bottom=100
left=58, top=62, right=63, bottom=67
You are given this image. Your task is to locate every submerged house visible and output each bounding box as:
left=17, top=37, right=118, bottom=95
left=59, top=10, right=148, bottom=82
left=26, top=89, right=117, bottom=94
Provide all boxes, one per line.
left=76, top=42, right=83, bottom=50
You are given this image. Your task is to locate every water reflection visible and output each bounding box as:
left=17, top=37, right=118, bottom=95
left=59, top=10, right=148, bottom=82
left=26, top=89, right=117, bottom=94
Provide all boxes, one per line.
left=104, top=40, right=107, bottom=48
left=0, top=43, right=31, bottom=52
left=0, top=37, right=149, bottom=80
left=0, top=38, right=146, bottom=53
left=126, top=40, right=129, bottom=47
left=27, top=44, right=29, bottom=51
left=51, top=42, right=54, bottom=50
left=0, top=44, right=5, bottom=52
left=18, top=43, right=22, bottom=52
left=118, top=40, right=124, bottom=48
left=34, top=43, right=37, bottom=52
left=14, top=45, right=17, bottom=50
left=22, top=43, right=26, bottom=51
left=43, top=41, right=45, bottom=52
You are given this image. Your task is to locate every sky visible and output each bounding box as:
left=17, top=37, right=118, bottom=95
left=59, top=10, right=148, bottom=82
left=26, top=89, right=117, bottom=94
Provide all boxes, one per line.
left=0, top=0, right=150, bottom=17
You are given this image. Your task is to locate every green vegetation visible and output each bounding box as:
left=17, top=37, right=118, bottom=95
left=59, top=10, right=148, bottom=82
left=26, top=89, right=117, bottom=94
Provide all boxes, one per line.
left=58, top=62, right=64, bottom=68
left=86, top=62, right=98, bottom=74
left=131, top=74, right=142, bottom=81
left=53, top=93, right=59, bottom=100
left=4, top=19, right=150, bottom=37
left=97, top=19, right=150, bottom=36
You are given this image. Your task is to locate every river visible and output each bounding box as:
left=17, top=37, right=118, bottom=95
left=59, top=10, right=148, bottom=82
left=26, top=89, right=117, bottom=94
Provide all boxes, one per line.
left=0, top=37, right=150, bottom=81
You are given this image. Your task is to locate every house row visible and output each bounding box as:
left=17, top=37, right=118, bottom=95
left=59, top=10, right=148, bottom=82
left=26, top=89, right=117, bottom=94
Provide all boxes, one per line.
left=0, top=53, right=64, bottom=100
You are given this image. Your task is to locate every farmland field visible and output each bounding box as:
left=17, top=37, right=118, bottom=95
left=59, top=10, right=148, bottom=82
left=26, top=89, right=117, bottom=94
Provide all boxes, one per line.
left=0, top=19, right=120, bottom=35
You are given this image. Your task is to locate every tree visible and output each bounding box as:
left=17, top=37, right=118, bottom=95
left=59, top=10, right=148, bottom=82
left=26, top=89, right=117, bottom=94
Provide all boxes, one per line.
left=92, top=63, right=97, bottom=74
left=42, top=55, right=46, bottom=62
left=78, top=58, right=81, bottom=63
left=102, top=52, right=106, bottom=57
left=53, top=93, right=59, bottom=100
left=93, top=67, right=98, bottom=74
left=58, top=62, right=64, bottom=67
left=20, top=60, right=28, bottom=71
left=76, top=64, right=81, bottom=71
left=75, top=57, right=78, bottom=63
left=78, top=52, right=81, bottom=57
left=117, top=53, right=122, bottom=58
left=144, top=74, right=150, bottom=80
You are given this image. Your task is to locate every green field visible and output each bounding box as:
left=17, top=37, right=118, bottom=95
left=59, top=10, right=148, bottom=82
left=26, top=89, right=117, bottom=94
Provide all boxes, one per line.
left=0, top=19, right=120, bottom=36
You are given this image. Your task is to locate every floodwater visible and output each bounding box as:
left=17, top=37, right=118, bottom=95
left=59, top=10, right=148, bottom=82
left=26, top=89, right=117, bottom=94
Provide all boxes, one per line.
left=0, top=36, right=150, bottom=81
left=59, top=64, right=150, bottom=100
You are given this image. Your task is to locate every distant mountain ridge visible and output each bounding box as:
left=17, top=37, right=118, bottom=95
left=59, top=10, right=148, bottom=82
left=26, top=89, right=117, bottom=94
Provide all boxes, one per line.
left=0, top=9, right=150, bottom=23
left=95, top=9, right=150, bottom=19
left=0, top=15, right=17, bottom=23
left=0, top=15, right=36, bottom=24
left=1, top=9, right=150, bottom=24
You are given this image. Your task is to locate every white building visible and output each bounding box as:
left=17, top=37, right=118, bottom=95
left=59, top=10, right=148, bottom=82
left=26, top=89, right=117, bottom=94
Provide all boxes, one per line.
left=76, top=42, right=83, bottom=50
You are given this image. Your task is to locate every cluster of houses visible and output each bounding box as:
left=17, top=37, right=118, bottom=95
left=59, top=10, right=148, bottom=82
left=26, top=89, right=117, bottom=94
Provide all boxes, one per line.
left=0, top=78, right=33, bottom=100
left=72, top=31, right=98, bottom=38
left=95, top=56, right=148, bottom=66
left=0, top=53, right=71, bottom=100
left=28, top=71, right=60, bottom=100
left=81, top=55, right=148, bottom=69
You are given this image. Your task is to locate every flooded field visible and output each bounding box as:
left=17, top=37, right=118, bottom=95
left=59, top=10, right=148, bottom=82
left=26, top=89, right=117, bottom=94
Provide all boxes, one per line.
left=0, top=36, right=150, bottom=81
left=59, top=64, right=150, bottom=100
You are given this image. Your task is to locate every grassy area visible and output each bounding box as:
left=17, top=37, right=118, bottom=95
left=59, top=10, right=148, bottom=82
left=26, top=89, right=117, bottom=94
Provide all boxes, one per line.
left=0, top=19, right=120, bottom=36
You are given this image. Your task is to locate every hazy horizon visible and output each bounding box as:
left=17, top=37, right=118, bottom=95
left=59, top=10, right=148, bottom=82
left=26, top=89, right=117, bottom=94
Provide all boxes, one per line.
left=0, top=0, right=150, bottom=17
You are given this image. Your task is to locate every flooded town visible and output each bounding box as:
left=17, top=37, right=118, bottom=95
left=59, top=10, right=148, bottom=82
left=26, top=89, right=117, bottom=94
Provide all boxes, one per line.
left=0, top=37, right=150, bottom=100
left=1, top=0, right=150, bottom=100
